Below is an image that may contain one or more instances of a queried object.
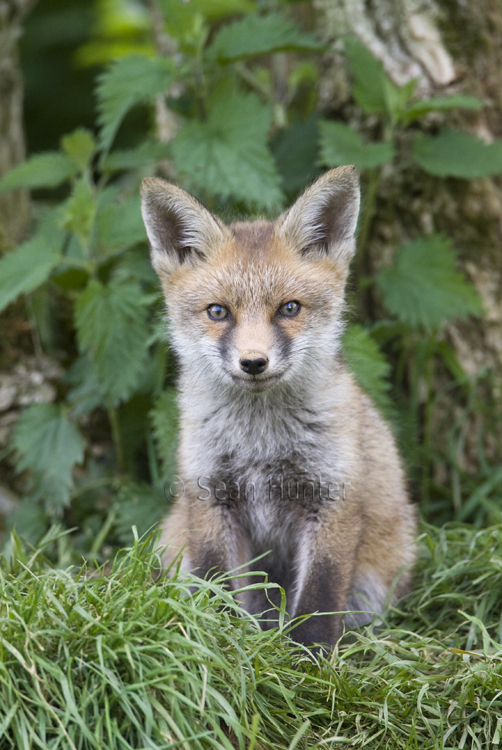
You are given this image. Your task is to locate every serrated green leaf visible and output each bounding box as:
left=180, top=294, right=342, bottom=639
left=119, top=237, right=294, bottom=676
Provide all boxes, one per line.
left=5, top=499, right=48, bottom=546
left=114, top=483, right=168, bottom=544
left=96, top=55, right=176, bottom=151
left=75, top=279, right=150, bottom=404
left=62, top=177, right=96, bottom=241
left=61, top=129, right=96, bottom=171
left=383, top=76, right=418, bottom=123
left=377, top=234, right=482, bottom=331
left=0, top=231, right=64, bottom=314
left=191, top=0, right=256, bottom=21
left=342, top=324, right=393, bottom=417
left=158, top=0, right=203, bottom=42
left=413, top=129, right=502, bottom=178
left=192, top=0, right=256, bottom=18
left=172, top=85, right=283, bottom=208
left=95, top=194, right=146, bottom=256
left=272, top=114, right=321, bottom=193
left=207, top=12, right=322, bottom=62
left=344, top=38, right=388, bottom=115
left=150, top=389, right=179, bottom=478
left=101, top=141, right=172, bottom=172
left=0, top=152, right=77, bottom=193
left=66, top=355, right=107, bottom=416
left=403, top=95, right=484, bottom=125
left=11, top=404, right=85, bottom=513
left=318, top=121, right=394, bottom=170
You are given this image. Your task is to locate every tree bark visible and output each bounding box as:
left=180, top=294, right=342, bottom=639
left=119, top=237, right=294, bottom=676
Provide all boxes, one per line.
left=314, top=0, right=502, bottom=485
left=0, top=0, right=37, bottom=249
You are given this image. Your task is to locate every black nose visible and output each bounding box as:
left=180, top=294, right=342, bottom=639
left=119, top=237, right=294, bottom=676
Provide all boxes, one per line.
left=240, top=356, right=269, bottom=375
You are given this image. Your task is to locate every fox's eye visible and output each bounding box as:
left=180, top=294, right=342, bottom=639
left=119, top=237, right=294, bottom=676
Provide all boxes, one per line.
left=279, top=300, right=301, bottom=317
left=207, top=304, right=230, bottom=321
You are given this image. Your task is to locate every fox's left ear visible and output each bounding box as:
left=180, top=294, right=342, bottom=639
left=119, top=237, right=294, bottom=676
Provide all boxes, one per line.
left=275, top=166, right=360, bottom=265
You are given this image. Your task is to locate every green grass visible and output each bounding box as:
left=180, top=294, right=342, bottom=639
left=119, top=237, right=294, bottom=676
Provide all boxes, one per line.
left=1, top=523, right=501, bottom=749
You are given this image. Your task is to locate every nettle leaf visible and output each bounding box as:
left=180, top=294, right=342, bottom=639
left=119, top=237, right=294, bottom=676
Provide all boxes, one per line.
left=172, top=85, right=283, bottom=208
left=272, top=114, right=321, bottom=193
left=102, top=141, right=172, bottom=172
left=413, top=129, right=502, bottom=178
left=0, top=152, right=77, bottom=193
left=377, top=234, right=482, bottom=331
left=344, top=38, right=388, bottom=115
left=11, top=404, right=85, bottom=513
left=95, top=194, right=146, bottom=256
left=62, top=177, right=96, bottom=241
left=114, top=483, right=168, bottom=544
left=75, top=279, right=150, bottom=405
left=61, top=129, right=96, bottom=171
left=191, top=0, right=256, bottom=20
left=342, top=324, right=393, bottom=417
left=318, top=121, right=394, bottom=170
left=96, top=55, right=176, bottom=151
left=383, top=76, right=417, bottom=123
left=0, top=226, right=65, bottom=313
left=403, top=95, right=484, bottom=125
left=207, top=12, right=322, bottom=62
left=150, top=389, right=179, bottom=478
left=66, top=355, right=107, bottom=416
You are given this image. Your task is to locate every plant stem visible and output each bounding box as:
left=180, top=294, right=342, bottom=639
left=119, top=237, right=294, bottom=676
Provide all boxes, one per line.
left=108, top=405, right=125, bottom=475
left=422, top=332, right=437, bottom=516
left=355, top=167, right=380, bottom=279
left=90, top=510, right=116, bottom=557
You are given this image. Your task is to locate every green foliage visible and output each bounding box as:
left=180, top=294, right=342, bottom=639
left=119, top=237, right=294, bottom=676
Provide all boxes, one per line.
left=342, top=324, right=393, bottom=416
left=413, top=128, right=502, bottom=178
left=11, top=404, right=85, bottom=513
left=62, top=176, right=96, bottom=240
left=96, top=54, right=176, bottom=151
left=190, top=0, right=256, bottom=19
left=61, top=128, right=96, bottom=170
left=113, top=484, right=167, bottom=543
left=0, top=152, right=77, bottom=193
left=172, top=85, right=284, bottom=208
left=272, top=114, right=321, bottom=193
left=75, top=279, right=150, bottom=405
left=319, top=120, right=394, bottom=170
left=207, top=12, right=322, bottom=62
left=0, top=2, right=500, bottom=558
left=377, top=235, right=482, bottom=332
left=150, top=388, right=179, bottom=478
left=344, top=37, right=390, bottom=115
left=94, top=193, right=146, bottom=255
left=0, top=233, right=63, bottom=314
left=101, top=140, right=171, bottom=171
left=402, top=94, right=484, bottom=124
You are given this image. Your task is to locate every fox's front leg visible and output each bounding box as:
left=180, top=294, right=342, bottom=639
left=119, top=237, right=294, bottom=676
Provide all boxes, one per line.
left=187, top=497, right=249, bottom=585
left=290, top=518, right=358, bottom=648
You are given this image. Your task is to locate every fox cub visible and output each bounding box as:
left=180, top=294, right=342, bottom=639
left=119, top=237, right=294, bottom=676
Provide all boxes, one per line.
left=141, top=166, right=416, bottom=648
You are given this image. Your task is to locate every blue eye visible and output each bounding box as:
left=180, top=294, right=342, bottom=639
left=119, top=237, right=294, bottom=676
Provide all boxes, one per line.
left=207, top=304, right=230, bottom=320
left=279, top=301, right=301, bottom=317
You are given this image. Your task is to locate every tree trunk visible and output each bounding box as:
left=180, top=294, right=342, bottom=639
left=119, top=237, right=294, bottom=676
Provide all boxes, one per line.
left=0, top=0, right=37, bottom=249
left=314, top=0, right=502, bottom=492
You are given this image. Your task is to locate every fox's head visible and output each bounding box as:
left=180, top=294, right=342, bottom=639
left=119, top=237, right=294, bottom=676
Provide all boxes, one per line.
left=141, top=167, right=360, bottom=393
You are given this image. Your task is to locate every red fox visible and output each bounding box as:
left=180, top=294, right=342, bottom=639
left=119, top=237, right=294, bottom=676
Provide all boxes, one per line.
left=141, top=167, right=417, bottom=648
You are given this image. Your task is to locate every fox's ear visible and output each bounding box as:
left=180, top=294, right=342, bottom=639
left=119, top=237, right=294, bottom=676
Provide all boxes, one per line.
left=141, top=178, right=230, bottom=276
left=275, top=166, right=360, bottom=265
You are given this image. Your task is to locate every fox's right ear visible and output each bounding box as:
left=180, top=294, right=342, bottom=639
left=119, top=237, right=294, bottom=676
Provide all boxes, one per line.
left=141, top=178, right=230, bottom=276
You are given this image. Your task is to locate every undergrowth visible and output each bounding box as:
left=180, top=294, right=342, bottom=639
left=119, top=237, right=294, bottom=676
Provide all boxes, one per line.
left=1, top=523, right=501, bottom=749
left=0, top=1, right=501, bottom=559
